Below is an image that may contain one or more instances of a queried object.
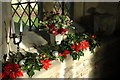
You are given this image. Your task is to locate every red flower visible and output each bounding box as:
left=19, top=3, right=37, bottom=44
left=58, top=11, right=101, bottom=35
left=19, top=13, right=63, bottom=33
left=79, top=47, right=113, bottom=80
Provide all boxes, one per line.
left=14, top=71, right=23, bottom=77
left=0, top=72, right=6, bottom=79
left=1, top=63, right=23, bottom=79
left=49, top=29, right=53, bottom=33
left=52, top=29, right=59, bottom=36
left=10, top=73, right=16, bottom=79
left=53, top=29, right=58, bottom=31
left=58, top=53, right=63, bottom=56
left=48, top=28, right=68, bottom=36
left=48, top=29, right=59, bottom=36
left=53, top=32, right=59, bottom=36
left=90, top=34, right=95, bottom=38
left=49, top=24, right=55, bottom=28
left=70, top=41, right=82, bottom=52
left=40, top=59, right=52, bottom=70
left=71, top=40, right=89, bottom=52
left=61, top=50, right=71, bottom=58
left=58, top=28, right=68, bottom=35
left=80, top=40, right=89, bottom=50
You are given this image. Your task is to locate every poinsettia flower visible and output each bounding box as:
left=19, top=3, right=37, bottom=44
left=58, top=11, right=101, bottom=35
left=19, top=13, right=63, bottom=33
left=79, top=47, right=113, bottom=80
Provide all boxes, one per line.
left=53, top=29, right=58, bottom=31
left=48, top=29, right=59, bottom=36
left=2, top=71, right=11, bottom=76
left=1, top=63, right=23, bottom=79
left=0, top=72, right=6, bottom=79
left=40, top=59, right=52, bottom=70
left=53, top=32, right=59, bottom=36
left=49, top=24, right=55, bottom=28
left=80, top=40, right=89, bottom=50
left=49, top=29, right=53, bottom=33
left=58, top=28, right=68, bottom=35
left=14, top=71, right=23, bottom=77
left=71, top=41, right=82, bottom=52
left=52, top=29, right=59, bottom=36
left=10, top=72, right=16, bottom=79
left=60, top=50, right=71, bottom=58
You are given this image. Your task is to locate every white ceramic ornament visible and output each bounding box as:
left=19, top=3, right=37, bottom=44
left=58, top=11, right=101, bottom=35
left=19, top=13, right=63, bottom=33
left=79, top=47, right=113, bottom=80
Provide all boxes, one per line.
left=52, top=51, right=59, bottom=57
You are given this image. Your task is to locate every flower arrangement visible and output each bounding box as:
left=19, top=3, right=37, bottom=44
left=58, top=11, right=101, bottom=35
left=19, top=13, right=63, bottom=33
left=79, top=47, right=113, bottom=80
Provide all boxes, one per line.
left=58, top=33, right=98, bottom=60
left=1, top=63, right=23, bottom=79
left=0, top=32, right=99, bottom=79
left=38, top=11, right=74, bottom=36
left=0, top=11, right=100, bottom=79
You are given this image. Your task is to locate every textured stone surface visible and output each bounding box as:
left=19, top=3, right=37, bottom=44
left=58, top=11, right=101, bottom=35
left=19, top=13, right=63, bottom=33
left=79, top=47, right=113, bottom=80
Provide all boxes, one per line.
left=0, top=3, right=2, bottom=60
left=0, top=2, right=12, bottom=59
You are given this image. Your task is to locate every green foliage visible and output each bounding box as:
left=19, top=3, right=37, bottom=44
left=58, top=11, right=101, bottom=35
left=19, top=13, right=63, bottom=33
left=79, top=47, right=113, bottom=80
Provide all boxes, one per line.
left=2, top=10, right=99, bottom=78
left=27, top=70, right=35, bottom=77
left=2, top=32, right=99, bottom=78
left=38, top=11, right=74, bottom=33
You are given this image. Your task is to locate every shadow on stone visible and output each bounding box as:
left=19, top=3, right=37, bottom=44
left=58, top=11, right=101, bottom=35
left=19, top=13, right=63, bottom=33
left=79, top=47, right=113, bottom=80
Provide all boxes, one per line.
left=89, top=35, right=120, bottom=78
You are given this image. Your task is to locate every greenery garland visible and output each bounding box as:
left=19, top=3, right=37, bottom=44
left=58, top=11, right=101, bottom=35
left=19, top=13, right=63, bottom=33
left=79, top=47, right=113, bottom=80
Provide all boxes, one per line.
left=0, top=11, right=100, bottom=79
left=1, top=32, right=99, bottom=79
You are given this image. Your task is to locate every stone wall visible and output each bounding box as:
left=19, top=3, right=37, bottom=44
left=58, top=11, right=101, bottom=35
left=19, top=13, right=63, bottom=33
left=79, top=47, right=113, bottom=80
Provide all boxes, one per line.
left=0, top=3, right=2, bottom=73
left=73, top=2, right=117, bottom=35
left=0, top=2, right=2, bottom=60
left=0, top=2, right=12, bottom=59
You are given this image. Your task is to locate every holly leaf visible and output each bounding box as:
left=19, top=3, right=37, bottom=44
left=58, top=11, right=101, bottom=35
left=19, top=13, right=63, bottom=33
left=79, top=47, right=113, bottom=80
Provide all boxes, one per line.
left=27, top=70, right=35, bottom=77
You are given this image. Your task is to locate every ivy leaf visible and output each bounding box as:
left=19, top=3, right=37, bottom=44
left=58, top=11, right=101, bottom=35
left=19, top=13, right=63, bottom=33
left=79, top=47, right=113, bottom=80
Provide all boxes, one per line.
left=26, top=63, right=33, bottom=69
left=58, top=56, right=64, bottom=62
left=77, top=54, right=80, bottom=60
left=21, top=66, right=27, bottom=71
left=27, top=70, right=35, bottom=77
left=78, top=52, right=84, bottom=56
left=32, top=65, right=41, bottom=71
left=36, top=59, right=42, bottom=66
left=71, top=52, right=77, bottom=60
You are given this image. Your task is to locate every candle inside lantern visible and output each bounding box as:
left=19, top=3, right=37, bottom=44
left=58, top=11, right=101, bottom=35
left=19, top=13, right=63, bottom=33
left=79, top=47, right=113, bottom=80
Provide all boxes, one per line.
left=20, top=20, right=23, bottom=32
left=12, top=19, right=15, bottom=34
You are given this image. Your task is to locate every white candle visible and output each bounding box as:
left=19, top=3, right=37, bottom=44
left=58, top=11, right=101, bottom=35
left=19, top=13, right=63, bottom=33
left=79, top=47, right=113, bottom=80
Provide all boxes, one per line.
left=20, top=20, right=23, bottom=32
left=12, top=19, right=15, bottom=34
